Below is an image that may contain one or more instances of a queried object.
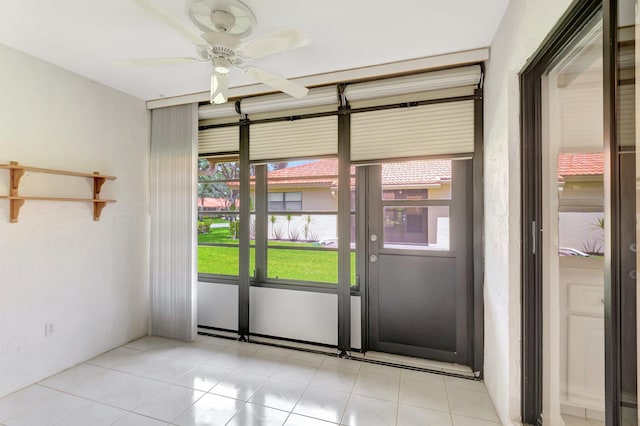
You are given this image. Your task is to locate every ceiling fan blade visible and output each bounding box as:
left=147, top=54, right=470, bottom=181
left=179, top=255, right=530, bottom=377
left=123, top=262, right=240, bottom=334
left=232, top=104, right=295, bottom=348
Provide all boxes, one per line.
left=211, top=71, right=229, bottom=104
left=242, top=66, right=309, bottom=99
left=238, top=26, right=310, bottom=59
left=113, top=57, right=205, bottom=67
left=134, top=0, right=204, bottom=45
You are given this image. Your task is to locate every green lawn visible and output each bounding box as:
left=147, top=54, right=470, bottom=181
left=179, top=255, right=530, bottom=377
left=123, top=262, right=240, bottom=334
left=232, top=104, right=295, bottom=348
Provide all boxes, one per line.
left=197, top=225, right=356, bottom=283
left=198, top=227, right=237, bottom=244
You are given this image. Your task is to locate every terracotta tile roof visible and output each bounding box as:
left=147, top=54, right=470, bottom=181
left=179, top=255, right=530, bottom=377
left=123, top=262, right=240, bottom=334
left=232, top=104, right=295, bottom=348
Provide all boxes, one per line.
left=557, top=152, right=604, bottom=177
left=266, top=159, right=343, bottom=186
left=267, top=159, right=451, bottom=186
left=198, top=197, right=238, bottom=208
left=382, top=160, right=451, bottom=185
left=268, top=159, right=342, bottom=178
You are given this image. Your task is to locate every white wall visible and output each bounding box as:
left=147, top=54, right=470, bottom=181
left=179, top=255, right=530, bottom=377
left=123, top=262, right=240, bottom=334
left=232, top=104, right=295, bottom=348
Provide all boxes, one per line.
left=0, top=44, right=150, bottom=397
left=198, top=282, right=238, bottom=331
left=250, top=287, right=338, bottom=345
left=484, top=1, right=574, bottom=424
left=197, top=282, right=362, bottom=349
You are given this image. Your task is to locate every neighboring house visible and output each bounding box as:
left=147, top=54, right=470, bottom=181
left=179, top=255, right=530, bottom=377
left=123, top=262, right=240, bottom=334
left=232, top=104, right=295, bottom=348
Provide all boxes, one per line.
left=264, top=158, right=452, bottom=210
left=198, top=197, right=232, bottom=211
left=557, top=152, right=605, bottom=254
left=200, top=155, right=603, bottom=249
left=204, top=158, right=454, bottom=246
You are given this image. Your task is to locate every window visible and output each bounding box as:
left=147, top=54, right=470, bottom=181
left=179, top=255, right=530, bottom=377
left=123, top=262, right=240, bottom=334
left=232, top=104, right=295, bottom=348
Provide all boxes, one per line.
left=380, top=160, right=452, bottom=251
left=197, top=156, right=355, bottom=285
left=197, top=157, right=254, bottom=276
left=265, top=159, right=355, bottom=285
left=268, top=192, right=302, bottom=211
left=197, top=68, right=481, bottom=289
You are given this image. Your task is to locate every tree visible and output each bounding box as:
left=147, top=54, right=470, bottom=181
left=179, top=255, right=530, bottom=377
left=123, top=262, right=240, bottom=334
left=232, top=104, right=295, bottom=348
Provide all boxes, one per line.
left=198, top=159, right=215, bottom=210
left=198, top=159, right=289, bottom=212
left=269, top=162, right=289, bottom=171
left=198, top=159, right=241, bottom=211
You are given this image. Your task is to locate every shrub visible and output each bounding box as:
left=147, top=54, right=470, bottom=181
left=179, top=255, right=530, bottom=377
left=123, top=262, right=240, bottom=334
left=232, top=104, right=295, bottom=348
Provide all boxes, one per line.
left=197, top=221, right=208, bottom=234
left=272, top=225, right=284, bottom=240
left=303, top=215, right=312, bottom=240
left=229, top=220, right=239, bottom=239
left=581, top=240, right=603, bottom=256
left=308, top=230, right=320, bottom=242
left=289, top=227, right=301, bottom=241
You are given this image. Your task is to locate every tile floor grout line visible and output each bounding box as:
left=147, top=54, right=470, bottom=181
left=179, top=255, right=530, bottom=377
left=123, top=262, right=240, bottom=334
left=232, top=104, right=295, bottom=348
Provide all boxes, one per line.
left=3, top=336, right=498, bottom=426
left=0, top=384, right=72, bottom=425
left=442, top=371, right=456, bottom=426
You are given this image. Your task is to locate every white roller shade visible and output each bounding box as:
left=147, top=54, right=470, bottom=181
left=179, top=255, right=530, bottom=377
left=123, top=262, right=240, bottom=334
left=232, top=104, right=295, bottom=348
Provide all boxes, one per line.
left=345, top=65, right=481, bottom=108
left=198, top=102, right=238, bottom=120
left=241, top=86, right=338, bottom=118
left=198, top=125, right=239, bottom=155
left=619, top=83, right=635, bottom=147
left=250, top=116, right=337, bottom=161
left=351, top=100, right=475, bottom=161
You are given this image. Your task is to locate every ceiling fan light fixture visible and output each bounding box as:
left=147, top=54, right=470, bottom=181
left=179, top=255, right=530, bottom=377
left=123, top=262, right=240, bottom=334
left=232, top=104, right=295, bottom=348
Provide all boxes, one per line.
left=211, top=71, right=229, bottom=104
left=212, top=57, right=232, bottom=73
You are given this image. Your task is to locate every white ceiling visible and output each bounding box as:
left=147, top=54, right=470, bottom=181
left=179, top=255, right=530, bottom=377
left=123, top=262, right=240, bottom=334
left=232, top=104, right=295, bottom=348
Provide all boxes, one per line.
left=0, top=0, right=510, bottom=102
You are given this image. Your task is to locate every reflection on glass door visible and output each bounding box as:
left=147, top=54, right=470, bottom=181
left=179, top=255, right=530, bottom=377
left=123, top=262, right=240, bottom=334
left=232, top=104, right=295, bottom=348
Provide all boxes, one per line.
left=542, top=12, right=606, bottom=425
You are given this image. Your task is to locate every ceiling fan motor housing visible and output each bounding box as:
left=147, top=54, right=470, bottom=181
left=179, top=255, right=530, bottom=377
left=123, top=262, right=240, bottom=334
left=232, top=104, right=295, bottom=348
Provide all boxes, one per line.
left=211, top=10, right=235, bottom=32
left=187, top=0, right=256, bottom=37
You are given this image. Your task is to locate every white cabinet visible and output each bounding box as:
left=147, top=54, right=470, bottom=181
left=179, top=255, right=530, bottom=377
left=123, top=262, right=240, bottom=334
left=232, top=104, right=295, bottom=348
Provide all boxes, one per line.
left=560, top=257, right=605, bottom=414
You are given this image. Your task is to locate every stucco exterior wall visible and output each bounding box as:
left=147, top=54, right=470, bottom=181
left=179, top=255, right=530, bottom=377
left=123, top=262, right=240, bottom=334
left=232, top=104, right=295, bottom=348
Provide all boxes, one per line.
left=484, top=0, right=575, bottom=423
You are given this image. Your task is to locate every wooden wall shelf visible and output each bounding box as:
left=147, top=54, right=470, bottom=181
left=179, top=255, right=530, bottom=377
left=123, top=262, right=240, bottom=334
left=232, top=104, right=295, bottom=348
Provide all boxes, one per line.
left=0, top=161, right=116, bottom=223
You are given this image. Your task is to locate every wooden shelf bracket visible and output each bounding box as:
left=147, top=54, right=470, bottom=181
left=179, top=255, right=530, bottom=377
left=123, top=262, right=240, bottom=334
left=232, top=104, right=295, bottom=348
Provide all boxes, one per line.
left=9, top=161, right=24, bottom=197
left=10, top=198, right=24, bottom=224
left=93, top=173, right=106, bottom=199
left=93, top=201, right=107, bottom=221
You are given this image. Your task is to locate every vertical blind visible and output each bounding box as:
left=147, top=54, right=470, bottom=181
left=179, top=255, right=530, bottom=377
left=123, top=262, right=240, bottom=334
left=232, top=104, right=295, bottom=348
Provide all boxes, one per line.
left=150, top=103, right=198, bottom=341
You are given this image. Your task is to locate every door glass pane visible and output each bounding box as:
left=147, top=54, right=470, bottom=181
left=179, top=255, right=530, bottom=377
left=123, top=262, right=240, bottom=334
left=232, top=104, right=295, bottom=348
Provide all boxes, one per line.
left=383, top=206, right=449, bottom=250
left=544, top=13, right=606, bottom=424
left=380, top=160, right=452, bottom=200
left=619, top=0, right=638, bottom=423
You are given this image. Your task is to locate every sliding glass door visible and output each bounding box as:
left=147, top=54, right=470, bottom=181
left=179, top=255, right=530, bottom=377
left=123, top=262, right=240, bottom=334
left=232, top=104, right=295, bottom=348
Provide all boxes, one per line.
left=521, top=0, right=639, bottom=424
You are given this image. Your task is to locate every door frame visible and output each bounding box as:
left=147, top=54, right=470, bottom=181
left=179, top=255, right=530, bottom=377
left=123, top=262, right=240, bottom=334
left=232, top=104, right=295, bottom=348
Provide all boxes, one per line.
left=364, top=159, right=472, bottom=364
left=357, top=86, right=485, bottom=374
left=520, top=0, right=624, bottom=424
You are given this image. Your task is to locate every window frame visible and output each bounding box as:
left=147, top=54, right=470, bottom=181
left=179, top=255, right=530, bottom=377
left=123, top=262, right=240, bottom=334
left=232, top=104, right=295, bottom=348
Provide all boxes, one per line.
left=197, top=76, right=483, bottom=298
left=197, top=150, right=359, bottom=293
left=197, top=156, right=244, bottom=279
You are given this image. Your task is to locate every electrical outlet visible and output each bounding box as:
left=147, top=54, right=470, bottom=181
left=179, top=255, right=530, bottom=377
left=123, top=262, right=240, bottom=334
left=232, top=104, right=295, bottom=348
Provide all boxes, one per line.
left=45, top=322, right=55, bottom=337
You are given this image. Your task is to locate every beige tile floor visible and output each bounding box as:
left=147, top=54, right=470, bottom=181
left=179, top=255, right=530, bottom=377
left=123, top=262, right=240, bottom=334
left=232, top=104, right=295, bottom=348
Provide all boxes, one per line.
left=562, top=415, right=605, bottom=426
left=0, top=335, right=500, bottom=425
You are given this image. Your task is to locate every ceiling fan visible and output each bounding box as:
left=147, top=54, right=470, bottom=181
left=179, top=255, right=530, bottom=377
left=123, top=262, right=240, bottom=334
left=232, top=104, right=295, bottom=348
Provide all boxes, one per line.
left=118, top=0, right=310, bottom=104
